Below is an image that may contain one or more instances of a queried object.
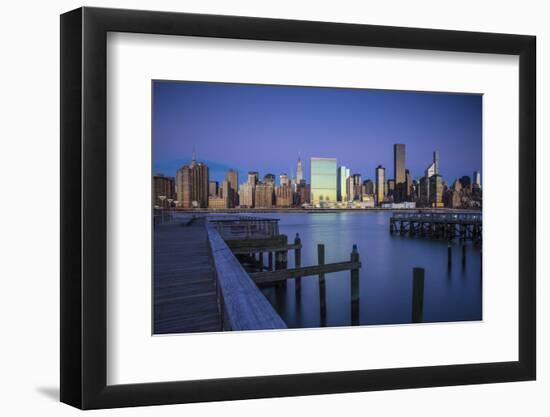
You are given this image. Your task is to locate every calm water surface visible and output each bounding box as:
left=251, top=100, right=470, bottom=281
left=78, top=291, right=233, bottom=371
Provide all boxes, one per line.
left=252, top=211, right=482, bottom=328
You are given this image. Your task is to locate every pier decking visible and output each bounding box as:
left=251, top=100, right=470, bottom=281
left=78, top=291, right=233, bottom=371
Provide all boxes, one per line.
left=153, top=218, right=222, bottom=334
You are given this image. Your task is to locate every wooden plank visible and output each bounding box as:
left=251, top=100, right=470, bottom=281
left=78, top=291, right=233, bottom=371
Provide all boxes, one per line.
left=206, top=221, right=287, bottom=331
left=250, top=261, right=362, bottom=283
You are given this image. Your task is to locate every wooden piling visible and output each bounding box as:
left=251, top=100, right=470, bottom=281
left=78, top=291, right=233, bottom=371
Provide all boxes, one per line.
left=412, top=267, right=425, bottom=323
left=462, top=244, right=466, bottom=266
left=350, top=244, right=360, bottom=326
left=280, top=235, right=288, bottom=288
left=268, top=252, right=273, bottom=271
left=318, top=243, right=327, bottom=326
left=294, top=233, right=302, bottom=299
left=447, top=243, right=452, bottom=269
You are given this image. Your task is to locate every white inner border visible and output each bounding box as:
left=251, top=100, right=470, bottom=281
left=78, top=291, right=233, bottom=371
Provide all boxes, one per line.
left=106, top=32, right=519, bottom=385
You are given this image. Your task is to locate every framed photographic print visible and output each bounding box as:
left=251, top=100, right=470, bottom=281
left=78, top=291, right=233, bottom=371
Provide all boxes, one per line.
left=60, top=7, right=536, bottom=409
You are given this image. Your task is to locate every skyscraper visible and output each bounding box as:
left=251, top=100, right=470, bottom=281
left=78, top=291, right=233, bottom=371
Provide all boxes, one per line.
left=459, top=176, right=472, bottom=190
left=225, top=169, right=239, bottom=207
left=279, top=173, right=289, bottom=187
left=263, top=173, right=276, bottom=185
left=176, top=166, right=192, bottom=208
left=405, top=169, right=413, bottom=199
left=351, top=174, right=362, bottom=201
left=247, top=171, right=259, bottom=186
left=310, top=157, right=337, bottom=203
left=222, top=179, right=233, bottom=208
left=255, top=183, right=274, bottom=208
left=192, top=163, right=209, bottom=208
left=208, top=180, right=219, bottom=197
left=394, top=144, right=406, bottom=183
left=296, top=179, right=310, bottom=205
left=419, top=176, right=430, bottom=206
left=337, top=166, right=350, bottom=202
left=394, top=144, right=406, bottom=202
left=375, top=165, right=385, bottom=206
left=363, top=179, right=375, bottom=196
left=429, top=174, right=444, bottom=207
left=296, top=156, right=303, bottom=183
left=425, top=151, right=439, bottom=178
left=276, top=183, right=293, bottom=207
left=153, top=173, right=176, bottom=208
left=387, top=179, right=395, bottom=198
left=176, top=153, right=209, bottom=208
left=239, top=182, right=255, bottom=208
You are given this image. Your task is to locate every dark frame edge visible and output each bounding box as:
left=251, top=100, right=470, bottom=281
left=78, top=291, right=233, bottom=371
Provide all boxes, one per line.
left=60, top=7, right=84, bottom=409
left=518, top=35, right=536, bottom=380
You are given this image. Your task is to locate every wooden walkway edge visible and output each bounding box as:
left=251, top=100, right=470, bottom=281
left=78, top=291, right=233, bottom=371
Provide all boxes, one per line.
left=206, top=221, right=287, bottom=331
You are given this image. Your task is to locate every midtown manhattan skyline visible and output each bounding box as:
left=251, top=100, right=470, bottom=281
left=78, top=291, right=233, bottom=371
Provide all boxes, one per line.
left=153, top=81, right=482, bottom=184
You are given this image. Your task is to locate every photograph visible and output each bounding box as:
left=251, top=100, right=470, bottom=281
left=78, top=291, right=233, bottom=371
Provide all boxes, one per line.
left=152, top=80, right=483, bottom=335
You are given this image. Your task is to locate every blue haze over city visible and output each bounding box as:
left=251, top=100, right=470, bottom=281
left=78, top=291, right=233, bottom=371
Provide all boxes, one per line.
left=153, top=81, right=482, bottom=185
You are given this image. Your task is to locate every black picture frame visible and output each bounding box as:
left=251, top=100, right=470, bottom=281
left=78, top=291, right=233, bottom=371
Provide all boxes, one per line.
left=60, top=6, right=536, bottom=410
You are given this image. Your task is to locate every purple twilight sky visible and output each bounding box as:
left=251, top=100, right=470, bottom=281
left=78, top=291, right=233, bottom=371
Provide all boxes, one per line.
left=152, top=80, right=482, bottom=186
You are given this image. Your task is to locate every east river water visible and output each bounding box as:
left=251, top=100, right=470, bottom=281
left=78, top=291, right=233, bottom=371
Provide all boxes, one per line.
left=252, top=211, right=482, bottom=328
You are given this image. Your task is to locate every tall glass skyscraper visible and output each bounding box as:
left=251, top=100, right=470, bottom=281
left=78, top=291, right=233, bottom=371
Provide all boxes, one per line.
left=337, top=166, right=350, bottom=202
left=311, top=157, right=337, bottom=203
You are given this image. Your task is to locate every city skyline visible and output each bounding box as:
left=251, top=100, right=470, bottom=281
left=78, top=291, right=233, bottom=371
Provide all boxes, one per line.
left=155, top=149, right=480, bottom=189
left=153, top=81, right=482, bottom=184
left=157, top=144, right=481, bottom=210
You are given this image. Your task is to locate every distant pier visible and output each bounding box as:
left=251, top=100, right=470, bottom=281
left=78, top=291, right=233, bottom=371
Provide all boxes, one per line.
left=390, top=211, right=482, bottom=242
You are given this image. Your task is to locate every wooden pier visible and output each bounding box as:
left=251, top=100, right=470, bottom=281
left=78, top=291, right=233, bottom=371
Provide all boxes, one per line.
left=153, top=215, right=363, bottom=334
left=390, top=211, right=482, bottom=242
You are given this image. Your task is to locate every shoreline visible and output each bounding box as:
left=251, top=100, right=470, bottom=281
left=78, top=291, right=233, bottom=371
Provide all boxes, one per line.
left=163, top=207, right=482, bottom=214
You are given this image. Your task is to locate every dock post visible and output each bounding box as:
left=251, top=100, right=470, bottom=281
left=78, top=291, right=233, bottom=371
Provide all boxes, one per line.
left=281, top=234, right=288, bottom=269
left=318, top=243, right=327, bottom=326
left=350, top=244, right=360, bottom=326
left=412, top=267, right=425, bottom=323
left=462, top=244, right=466, bottom=267
left=294, top=233, right=302, bottom=299
left=447, top=242, right=452, bottom=269
left=268, top=252, right=273, bottom=271
left=280, top=235, right=288, bottom=288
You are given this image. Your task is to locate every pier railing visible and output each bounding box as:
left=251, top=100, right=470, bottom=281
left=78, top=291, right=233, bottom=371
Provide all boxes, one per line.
left=210, top=217, right=280, bottom=240
left=206, top=221, right=287, bottom=331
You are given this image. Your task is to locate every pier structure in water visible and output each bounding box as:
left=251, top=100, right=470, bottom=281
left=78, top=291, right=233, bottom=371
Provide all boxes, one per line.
left=389, top=211, right=482, bottom=242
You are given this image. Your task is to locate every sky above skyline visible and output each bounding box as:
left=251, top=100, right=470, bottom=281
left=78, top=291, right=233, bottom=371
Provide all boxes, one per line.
left=153, top=81, right=482, bottom=186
